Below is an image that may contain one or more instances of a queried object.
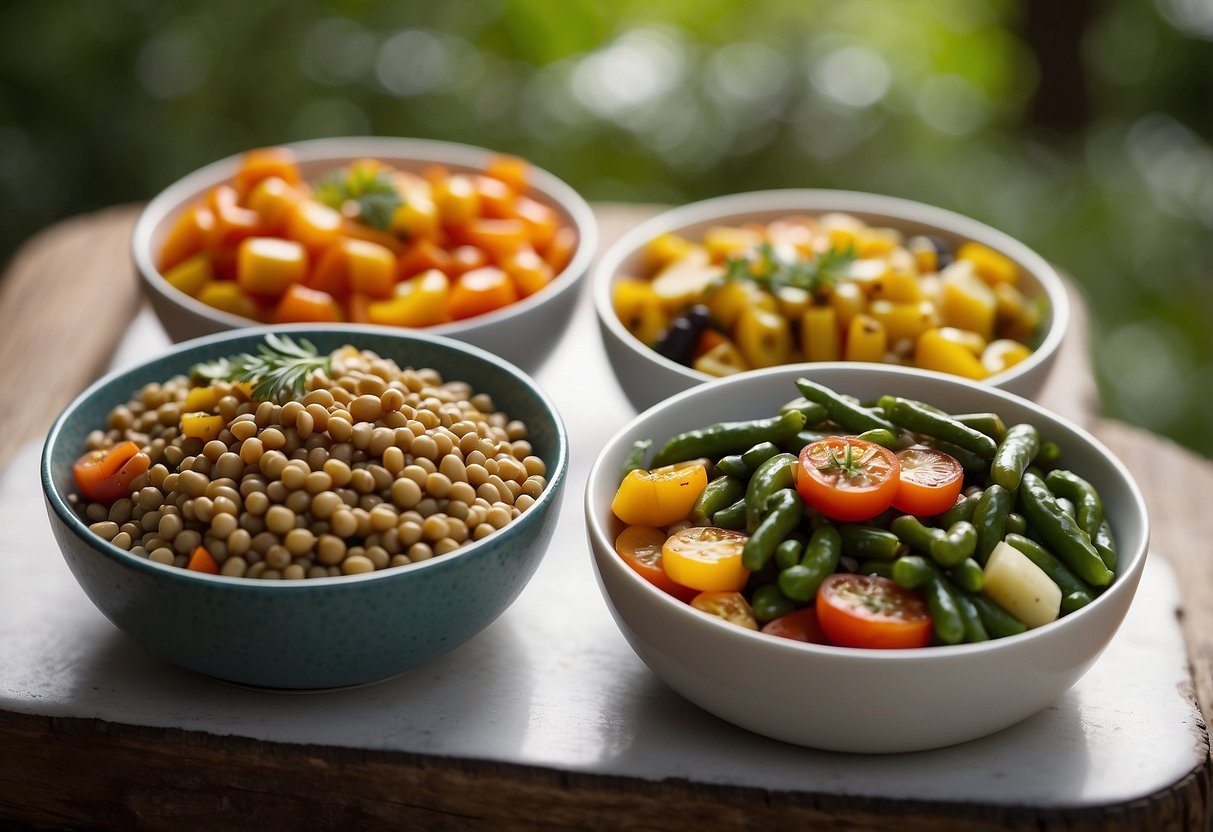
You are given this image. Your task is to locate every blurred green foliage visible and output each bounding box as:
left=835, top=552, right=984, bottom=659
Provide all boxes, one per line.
left=1, top=0, right=1210, bottom=456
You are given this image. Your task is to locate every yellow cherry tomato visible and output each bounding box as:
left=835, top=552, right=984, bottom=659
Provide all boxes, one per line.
left=611, top=462, right=708, bottom=527
left=661, top=527, right=750, bottom=592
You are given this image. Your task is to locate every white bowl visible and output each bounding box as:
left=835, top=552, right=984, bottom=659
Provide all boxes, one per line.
left=132, top=136, right=598, bottom=373
left=584, top=364, right=1147, bottom=753
left=594, top=190, right=1069, bottom=411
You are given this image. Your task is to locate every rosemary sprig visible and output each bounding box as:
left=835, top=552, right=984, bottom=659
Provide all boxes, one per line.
left=190, top=334, right=332, bottom=403
left=314, top=164, right=404, bottom=231
left=723, top=241, right=857, bottom=299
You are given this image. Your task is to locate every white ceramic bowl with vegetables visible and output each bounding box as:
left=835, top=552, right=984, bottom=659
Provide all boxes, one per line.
left=584, top=363, right=1147, bottom=753
left=594, top=190, right=1069, bottom=411
left=132, top=136, right=598, bottom=372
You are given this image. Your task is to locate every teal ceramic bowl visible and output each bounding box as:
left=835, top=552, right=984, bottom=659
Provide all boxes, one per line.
left=41, top=325, right=568, bottom=690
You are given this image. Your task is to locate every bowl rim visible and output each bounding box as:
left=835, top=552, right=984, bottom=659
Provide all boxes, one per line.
left=42, top=322, right=570, bottom=590
left=131, top=135, right=599, bottom=336
left=584, top=361, right=1149, bottom=662
left=591, top=188, right=1070, bottom=391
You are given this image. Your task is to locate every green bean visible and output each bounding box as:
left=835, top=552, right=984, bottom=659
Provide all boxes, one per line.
left=621, top=439, right=652, bottom=476
left=717, top=441, right=781, bottom=479
left=992, top=424, right=1040, bottom=490
left=880, top=397, right=998, bottom=459
left=1035, top=440, right=1061, bottom=467
left=890, top=514, right=945, bottom=554
left=742, top=488, right=804, bottom=572
left=1005, top=512, right=1027, bottom=536
left=651, top=409, right=806, bottom=468
left=777, top=524, right=841, bottom=602
left=795, top=378, right=897, bottom=434
left=1093, top=519, right=1118, bottom=571
left=891, top=554, right=932, bottom=589
left=953, top=412, right=1007, bottom=442
left=751, top=583, right=796, bottom=623
left=923, top=576, right=965, bottom=644
left=967, top=591, right=1028, bottom=639
left=929, top=521, right=977, bottom=567
left=955, top=593, right=990, bottom=642
left=775, top=537, right=805, bottom=571
left=1044, top=469, right=1105, bottom=543
left=948, top=557, right=984, bottom=593
left=744, top=452, right=797, bottom=532
left=1004, top=533, right=1095, bottom=609
left=1018, top=472, right=1113, bottom=587
left=857, top=559, right=896, bottom=579
left=972, top=484, right=1013, bottom=564
left=932, top=440, right=989, bottom=474
left=838, top=524, right=903, bottom=560
left=779, top=429, right=836, bottom=455
left=778, top=397, right=829, bottom=426
left=692, top=475, right=745, bottom=521
left=1055, top=496, right=1076, bottom=517
left=856, top=428, right=899, bottom=449
left=937, top=493, right=979, bottom=528
left=712, top=498, right=747, bottom=530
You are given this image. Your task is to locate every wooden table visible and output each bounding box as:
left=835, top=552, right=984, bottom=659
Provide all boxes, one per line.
left=1, top=205, right=1210, bottom=830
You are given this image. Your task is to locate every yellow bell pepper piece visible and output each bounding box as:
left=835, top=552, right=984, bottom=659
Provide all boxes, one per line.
left=346, top=239, right=397, bottom=299
left=196, top=281, right=259, bottom=320
left=801, top=305, right=841, bottom=362
left=868, top=271, right=923, bottom=304
left=182, top=386, right=221, bottom=413
left=827, top=281, right=866, bottom=328
left=735, top=306, right=792, bottom=369
left=644, top=233, right=697, bottom=273
left=391, top=193, right=440, bottom=240
left=908, top=235, right=938, bottom=273
left=856, top=227, right=902, bottom=258
left=705, top=280, right=777, bottom=330
left=868, top=299, right=938, bottom=342
left=982, top=339, right=1033, bottom=375
left=914, top=328, right=989, bottom=379
left=650, top=247, right=720, bottom=311
left=163, top=254, right=212, bottom=298
left=245, top=176, right=299, bottom=231
left=611, top=463, right=708, bottom=527
left=993, top=282, right=1041, bottom=343
left=844, top=314, right=887, bottom=363
left=935, top=326, right=987, bottom=355
left=367, top=268, right=451, bottom=327
left=703, top=226, right=763, bottom=262
left=180, top=412, right=225, bottom=442
left=940, top=264, right=997, bottom=341
left=957, top=241, right=1018, bottom=285
left=693, top=341, right=748, bottom=377
left=775, top=286, right=812, bottom=320
left=613, top=278, right=669, bottom=347
left=237, top=237, right=308, bottom=297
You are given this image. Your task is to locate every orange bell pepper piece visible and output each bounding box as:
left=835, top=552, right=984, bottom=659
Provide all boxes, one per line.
left=158, top=204, right=215, bottom=273
left=286, top=199, right=344, bottom=255
left=207, top=184, right=264, bottom=250
left=448, top=245, right=489, bottom=277
left=274, top=284, right=342, bottom=323
left=233, top=147, right=302, bottom=196
left=474, top=174, right=517, bottom=219
left=366, top=269, right=451, bottom=328
left=245, top=176, right=301, bottom=233
left=543, top=226, right=578, bottom=274
left=514, top=196, right=559, bottom=251
left=237, top=238, right=309, bottom=297
left=463, top=218, right=528, bottom=262
left=397, top=238, right=454, bottom=280
left=484, top=154, right=530, bottom=193
left=501, top=246, right=554, bottom=298
left=187, top=546, right=221, bottom=574
left=449, top=267, right=518, bottom=320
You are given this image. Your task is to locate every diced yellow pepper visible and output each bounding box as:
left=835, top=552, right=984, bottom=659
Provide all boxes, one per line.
left=346, top=239, right=397, bottom=299
left=819, top=212, right=864, bottom=252
left=367, top=268, right=451, bottom=327
left=856, top=227, right=902, bottom=258
left=993, top=282, right=1041, bottom=343
left=703, top=226, right=763, bottom=263
left=844, top=314, right=887, bottom=363
left=915, top=328, right=989, bottom=380
left=958, top=241, right=1018, bottom=285
left=940, top=264, right=997, bottom=341
left=237, top=237, right=309, bottom=297
left=245, top=176, right=299, bottom=231
left=935, top=326, right=987, bottom=356
left=391, top=193, right=440, bottom=240
left=735, top=306, right=792, bottom=369
left=650, top=248, right=721, bottom=311
left=827, top=281, right=866, bottom=328
left=196, top=281, right=259, bottom=320
left=908, top=235, right=938, bottom=273
left=644, top=233, right=698, bottom=273
left=180, top=412, right=225, bottom=442
left=775, top=286, right=812, bottom=319
left=705, top=280, right=777, bottom=330
left=182, top=386, right=221, bottom=413
left=433, top=174, right=480, bottom=225
left=868, top=271, right=923, bottom=304
left=693, top=341, right=748, bottom=377
left=613, top=278, right=669, bottom=347
left=982, top=339, right=1033, bottom=375
left=801, top=305, right=841, bottom=362
left=868, top=299, right=938, bottom=342
left=163, top=254, right=212, bottom=297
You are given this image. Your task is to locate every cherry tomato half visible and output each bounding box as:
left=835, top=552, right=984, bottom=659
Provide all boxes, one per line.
left=690, top=590, right=758, bottom=630
left=661, top=526, right=750, bottom=592
left=760, top=606, right=828, bottom=644
left=892, top=446, right=965, bottom=517
left=73, top=441, right=149, bottom=504
left=796, top=437, right=901, bottom=521
left=815, top=573, right=933, bottom=649
left=614, top=525, right=699, bottom=602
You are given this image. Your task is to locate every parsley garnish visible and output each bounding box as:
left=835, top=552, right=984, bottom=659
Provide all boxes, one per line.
left=314, top=164, right=404, bottom=231
left=190, top=334, right=332, bottom=403
left=723, top=242, right=856, bottom=299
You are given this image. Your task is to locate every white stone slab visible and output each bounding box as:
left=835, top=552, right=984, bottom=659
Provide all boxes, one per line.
left=1, top=295, right=1202, bottom=809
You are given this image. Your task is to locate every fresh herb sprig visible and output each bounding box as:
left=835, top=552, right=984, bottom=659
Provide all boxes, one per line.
left=723, top=241, right=856, bottom=299
left=314, top=164, right=404, bottom=231
left=190, top=334, right=332, bottom=403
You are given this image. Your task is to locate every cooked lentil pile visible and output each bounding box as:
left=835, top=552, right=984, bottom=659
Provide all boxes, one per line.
left=74, top=345, right=547, bottom=579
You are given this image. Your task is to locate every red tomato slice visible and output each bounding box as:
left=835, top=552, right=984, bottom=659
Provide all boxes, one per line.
left=816, top=573, right=933, bottom=649
left=892, top=446, right=965, bottom=517
left=761, top=606, right=828, bottom=643
left=690, top=590, right=758, bottom=630
left=796, top=437, right=901, bottom=521
left=73, top=441, right=149, bottom=504
left=614, top=525, right=698, bottom=602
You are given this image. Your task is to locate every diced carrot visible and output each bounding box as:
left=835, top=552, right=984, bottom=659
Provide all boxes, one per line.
left=237, top=238, right=309, bottom=297
left=463, top=218, right=528, bottom=262
left=233, top=147, right=302, bottom=196
left=307, top=243, right=352, bottom=299
left=422, top=164, right=450, bottom=185
left=340, top=217, right=405, bottom=255
left=484, top=154, right=530, bottom=194
left=187, top=546, right=221, bottom=574
left=158, top=204, right=215, bottom=273
left=286, top=199, right=344, bottom=254
left=397, top=238, right=454, bottom=280
left=501, top=246, right=553, bottom=298
left=448, top=245, right=489, bottom=277
left=347, top=293, right=373, bottom=325
left=207, top=185, right=264, bottom=250
left=475, top=175, right=517, bottom=219
left=245, top=176, right=301, bottom=233
left=433, top=174, right=480, bottom=225
left=543, top=226, right=578, bottom=274
left=514, top=196, right=558, bottom=250
left=274, top=283, right=342, bottom=323
left=449, top=267, right=518, bottom=320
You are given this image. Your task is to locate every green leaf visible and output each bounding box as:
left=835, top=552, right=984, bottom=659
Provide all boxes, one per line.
left=187, top=334, right=332, bottom=403
left=723, top=241, right=857, bottom=300
left=313, top=165, right=404, bottom=231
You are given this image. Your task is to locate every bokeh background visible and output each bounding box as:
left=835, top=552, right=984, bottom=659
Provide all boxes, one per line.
left=2, top=0, right=1210, bottom=456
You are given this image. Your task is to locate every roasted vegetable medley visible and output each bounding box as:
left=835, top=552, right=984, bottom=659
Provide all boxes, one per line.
left=73, top=336, right=548, bottom=579
left=610, top=378, right=1117, bottom=648
left=157, top=147, right=577, bottom=326
left=613, top=214, right=1044, bottom=379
